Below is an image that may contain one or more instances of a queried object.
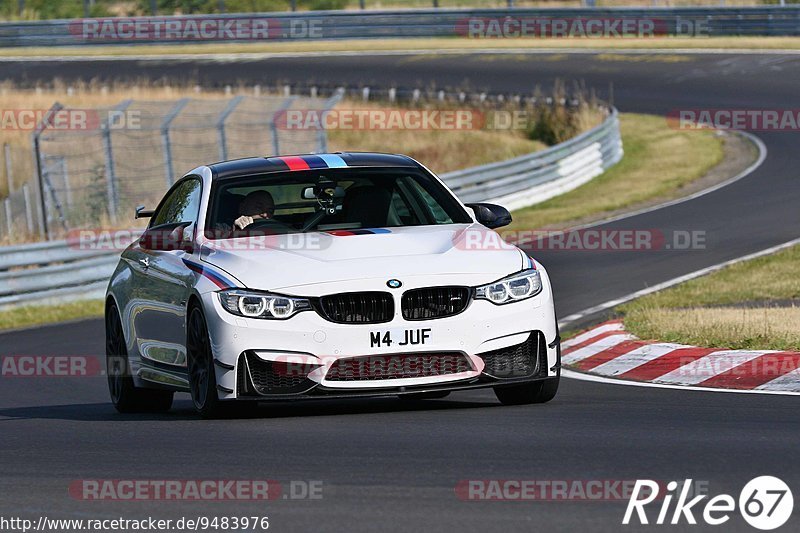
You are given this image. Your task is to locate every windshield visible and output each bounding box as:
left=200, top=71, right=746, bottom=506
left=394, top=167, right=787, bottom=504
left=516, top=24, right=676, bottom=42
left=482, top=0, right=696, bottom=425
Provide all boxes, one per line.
left=204, top=168, right=472, bottom=239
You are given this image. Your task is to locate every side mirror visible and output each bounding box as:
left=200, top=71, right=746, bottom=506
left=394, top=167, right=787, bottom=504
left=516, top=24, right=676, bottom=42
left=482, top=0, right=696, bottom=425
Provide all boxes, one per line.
left=466, top=203, right=512, bottom=229
left=139, top=222, right=194, bottom=252
left=135, top=205, right=154, bottom=219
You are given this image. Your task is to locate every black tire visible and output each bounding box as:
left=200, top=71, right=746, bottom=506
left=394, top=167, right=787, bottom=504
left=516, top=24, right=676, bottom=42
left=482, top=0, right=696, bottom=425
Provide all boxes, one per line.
left=493, top=377, right=559, bottom=406
left=106, top=302, right=173, bottom=413
left=187, top=305, right=230, bottom=419
left=399, top=391, right=451, bottom=400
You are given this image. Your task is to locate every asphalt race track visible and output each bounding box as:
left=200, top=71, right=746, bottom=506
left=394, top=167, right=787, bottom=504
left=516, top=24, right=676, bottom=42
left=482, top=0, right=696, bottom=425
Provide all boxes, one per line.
left=1, top=52, right=799, bottom=531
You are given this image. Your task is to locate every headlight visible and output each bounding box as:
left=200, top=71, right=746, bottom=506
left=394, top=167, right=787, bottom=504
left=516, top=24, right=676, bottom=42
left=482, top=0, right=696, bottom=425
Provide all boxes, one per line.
left=475, top=269, right=542, bottom=304
left=218, top=290, right=311, bottom=319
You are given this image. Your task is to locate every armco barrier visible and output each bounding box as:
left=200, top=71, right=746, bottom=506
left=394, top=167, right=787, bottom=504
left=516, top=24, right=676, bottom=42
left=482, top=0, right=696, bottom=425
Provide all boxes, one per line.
left=0, top=108, right=622, bottom=311
left=2, top=7, right=800, bottom=46
left=443, top=108, right=621, bottom=211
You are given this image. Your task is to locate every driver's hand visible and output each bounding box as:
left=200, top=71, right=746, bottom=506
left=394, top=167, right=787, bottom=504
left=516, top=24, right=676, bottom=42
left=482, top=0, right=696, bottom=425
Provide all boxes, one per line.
left=234, top=215, right=254, bottom=230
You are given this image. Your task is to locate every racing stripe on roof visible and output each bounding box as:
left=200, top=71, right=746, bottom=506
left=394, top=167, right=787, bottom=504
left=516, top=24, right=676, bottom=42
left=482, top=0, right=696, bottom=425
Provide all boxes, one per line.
left=301, top=154, right=330, bottom=169
left=318, top=154, right=348, bottom=168
left=280, top=156, right=311, bottom=171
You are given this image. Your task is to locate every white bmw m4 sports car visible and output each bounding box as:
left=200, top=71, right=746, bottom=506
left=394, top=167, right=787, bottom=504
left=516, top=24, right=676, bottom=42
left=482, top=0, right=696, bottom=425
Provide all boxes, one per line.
left=105, top=153, right=561, bottom=417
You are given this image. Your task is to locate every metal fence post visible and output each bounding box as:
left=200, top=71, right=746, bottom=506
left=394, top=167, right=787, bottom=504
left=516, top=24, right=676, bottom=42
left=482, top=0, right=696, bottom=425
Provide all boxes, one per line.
left=216, top=95, right=244, bottom=162
left=270, top=96, right=297, bottom=156
left=22, top=183, right=34, bottom=235
left=61, top=158, right=72, bottom=210
left=103, top=100, right=132, bottom=224
left=317, top=89, right=344, bottom=153
left=360, top=0, right=365, bottom=9
left=2, top=198, right=10, bottom=239
left=290, top=0, right=297, bottom=12
left=3, top=198, right=14, bottom=237
left=18, top=0, right=24, bottom=16
left=0, top=198, right=6, bottom=239
left=3, top=143, right=12, bottom=195
left=150, top=0, right=157, bottom=15
left=219, top=0, right=226, bottom=13
left=40, top=155, right=69, bottom=232
left=161, top=98, right=190, bottom=187
left=31, top=103, right=63, bottom=240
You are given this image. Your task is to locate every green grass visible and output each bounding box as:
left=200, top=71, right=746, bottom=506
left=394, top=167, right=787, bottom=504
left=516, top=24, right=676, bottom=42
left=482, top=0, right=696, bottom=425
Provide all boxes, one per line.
left=619, top=245, right=800, bottom=350
left=0, top=300, right=104, bottom=332
left=507, top=113, right=724, bottom=230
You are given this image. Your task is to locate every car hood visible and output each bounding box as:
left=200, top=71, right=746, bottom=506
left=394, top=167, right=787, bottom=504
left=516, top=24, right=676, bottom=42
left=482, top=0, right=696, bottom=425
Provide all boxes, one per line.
left=199, top=224, right=527, bottom=293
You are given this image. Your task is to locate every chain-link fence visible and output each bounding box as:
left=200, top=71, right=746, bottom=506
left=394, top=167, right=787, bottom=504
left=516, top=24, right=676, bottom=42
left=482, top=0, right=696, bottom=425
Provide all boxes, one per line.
left=0, top=92, right=339, bottom=241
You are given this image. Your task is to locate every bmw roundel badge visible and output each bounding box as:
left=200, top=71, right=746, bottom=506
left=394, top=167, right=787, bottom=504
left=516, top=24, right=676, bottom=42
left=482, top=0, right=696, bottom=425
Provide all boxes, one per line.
left=387, top=279, right=402, bottom=289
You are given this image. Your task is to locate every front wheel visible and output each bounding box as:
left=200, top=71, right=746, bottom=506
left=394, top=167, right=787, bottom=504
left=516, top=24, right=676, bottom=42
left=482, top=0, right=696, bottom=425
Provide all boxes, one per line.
left=187, top=305, right=235, bottom=419
left=106, top=302, right=173, bottom=413
left=493, top=377, right=559, bottom=406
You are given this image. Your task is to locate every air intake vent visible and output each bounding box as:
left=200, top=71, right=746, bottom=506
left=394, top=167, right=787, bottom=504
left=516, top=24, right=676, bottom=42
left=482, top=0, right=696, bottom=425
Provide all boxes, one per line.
left=237, top=353, right=317, bottom=396
left=478, top=332, right=546, bottom=379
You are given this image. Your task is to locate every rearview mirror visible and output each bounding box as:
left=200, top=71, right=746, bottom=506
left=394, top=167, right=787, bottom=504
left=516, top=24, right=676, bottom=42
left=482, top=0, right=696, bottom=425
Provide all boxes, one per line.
left=302, top=185, right=345, bottom=200
left=466, top=203, right=512, bottom=229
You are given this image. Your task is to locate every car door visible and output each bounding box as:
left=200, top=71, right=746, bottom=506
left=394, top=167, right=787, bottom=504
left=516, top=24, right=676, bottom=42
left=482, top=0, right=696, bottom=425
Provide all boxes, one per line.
left=132, top=177, right=203, bottom=373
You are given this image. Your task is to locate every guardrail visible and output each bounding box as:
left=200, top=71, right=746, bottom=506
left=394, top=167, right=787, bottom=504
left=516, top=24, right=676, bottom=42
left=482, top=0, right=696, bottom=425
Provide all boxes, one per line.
left=0, top=108, right=622, bottom=311
left=1, top=7, right=800, bottom=47
left=443, top=108, right=621, bottom=211
left=0, top=237, right=126, bottom=310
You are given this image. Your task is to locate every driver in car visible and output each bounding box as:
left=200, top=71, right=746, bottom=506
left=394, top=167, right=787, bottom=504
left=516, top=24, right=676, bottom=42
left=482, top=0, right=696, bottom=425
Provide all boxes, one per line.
left=234, top=190, right=275, bottom=230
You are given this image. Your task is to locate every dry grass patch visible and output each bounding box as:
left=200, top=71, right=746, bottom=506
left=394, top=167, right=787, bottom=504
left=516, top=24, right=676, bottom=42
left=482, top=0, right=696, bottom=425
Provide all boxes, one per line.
left=623, top=306, right=800, bottom=352
left=507, top=113, right=724, bottom=230
left=5, top=37, right=800, bottom=57
left=620, top=245, right=800, bottom=351
left=328, top=112, right=544, bottom=175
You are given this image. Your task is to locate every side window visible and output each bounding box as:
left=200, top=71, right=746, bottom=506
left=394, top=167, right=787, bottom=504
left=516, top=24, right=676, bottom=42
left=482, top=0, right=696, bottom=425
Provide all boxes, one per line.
left=399, top=176, right=455, bottom=224
left=150, top=179, right=202, bottom=228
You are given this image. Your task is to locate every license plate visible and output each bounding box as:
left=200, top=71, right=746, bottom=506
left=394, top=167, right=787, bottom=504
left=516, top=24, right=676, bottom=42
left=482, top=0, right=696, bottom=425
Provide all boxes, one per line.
left=369, top=328, right=432, bottom=349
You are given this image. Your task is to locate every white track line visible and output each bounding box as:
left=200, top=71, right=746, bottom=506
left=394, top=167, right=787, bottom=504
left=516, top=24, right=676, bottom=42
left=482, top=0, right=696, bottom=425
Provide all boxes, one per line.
left=556, top=131, right=767, bottom=235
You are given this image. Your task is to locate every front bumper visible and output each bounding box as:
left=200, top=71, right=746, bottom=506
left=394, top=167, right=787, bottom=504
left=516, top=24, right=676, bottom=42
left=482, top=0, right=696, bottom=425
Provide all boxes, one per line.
left=202, top=285, right=559, bottom=401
